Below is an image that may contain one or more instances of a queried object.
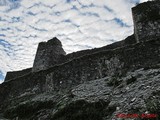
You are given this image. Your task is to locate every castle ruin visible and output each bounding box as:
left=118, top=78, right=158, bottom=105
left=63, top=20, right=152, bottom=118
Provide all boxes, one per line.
left=0, top=1, right=160, bottom=119
left=32, top=37, right=66, bottom=72
left=0, top=0, right=160, bottom=109
left=132, top=0, right=160, bottom=42
left=3, top=0, right=160, bottom=82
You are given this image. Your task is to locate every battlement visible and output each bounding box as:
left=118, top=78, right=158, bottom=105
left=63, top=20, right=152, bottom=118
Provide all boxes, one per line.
left=132, top=0, right=160, bottom=42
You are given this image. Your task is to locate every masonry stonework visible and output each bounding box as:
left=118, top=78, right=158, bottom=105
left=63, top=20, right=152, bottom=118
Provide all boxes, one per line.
left=32, top=37, right=66, bottom=72
left=1, top=0, right=160, bottom=112
left=0, top=1, right=160, bottom=119
left=132, top=1, right=160, bottom=42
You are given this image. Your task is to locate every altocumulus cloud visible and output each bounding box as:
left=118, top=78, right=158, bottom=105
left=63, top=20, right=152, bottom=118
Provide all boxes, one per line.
left=0, top=0, right=148, bottom=83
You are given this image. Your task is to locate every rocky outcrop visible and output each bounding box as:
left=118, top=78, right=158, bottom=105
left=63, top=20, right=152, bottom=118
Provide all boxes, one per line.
left=0, top=1, right=160, bottom=120
left=1, top=66, right=160, bottom=120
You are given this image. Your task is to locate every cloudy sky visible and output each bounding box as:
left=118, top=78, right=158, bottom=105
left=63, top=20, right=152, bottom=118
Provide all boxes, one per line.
left=0, top=0, right=148, bottom=83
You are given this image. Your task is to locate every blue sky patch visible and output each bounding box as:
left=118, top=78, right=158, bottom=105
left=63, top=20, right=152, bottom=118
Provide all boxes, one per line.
left=12, top=17, right=21, bottom=22
left=104, top=5, right=113, bottom=12
left=131, top=0, right=140, bottom=4
left=0, top=34, right=6, bottom=37
left=0, top=71, right=4, bottom=83
left=0, top=39, right=12, bottom=48
left=27, top=11, right=37, bottom=16
left=66, top=0, right=71, bottom=3
left=114, top=18, right=129, bottom=27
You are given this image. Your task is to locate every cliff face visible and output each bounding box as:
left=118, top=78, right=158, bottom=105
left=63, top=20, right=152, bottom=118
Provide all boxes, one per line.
left=0, top=1, right=160, bottom=120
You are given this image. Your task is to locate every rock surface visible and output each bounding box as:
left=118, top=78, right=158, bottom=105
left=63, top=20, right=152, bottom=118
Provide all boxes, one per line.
left=0, top=1, right=160, bottom=120
left=1, top=67, right=160, bottom=120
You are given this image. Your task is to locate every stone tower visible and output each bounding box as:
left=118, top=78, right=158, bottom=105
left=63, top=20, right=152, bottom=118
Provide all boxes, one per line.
left=32, top=37, right=66, bottom=72
left=132, top=0, right=160, bottom=42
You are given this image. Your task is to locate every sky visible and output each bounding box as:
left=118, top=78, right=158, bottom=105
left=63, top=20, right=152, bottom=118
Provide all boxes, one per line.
left=0, top=0, right=148, bottom=83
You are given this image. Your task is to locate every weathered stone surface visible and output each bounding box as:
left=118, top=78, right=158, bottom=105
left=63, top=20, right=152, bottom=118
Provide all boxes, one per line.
left=3, top=34, right=136, bottom=83
left=4, top=68, right=32, bottom=82
left=132, top=1, right=160, bottom=42
left=1, top=67, right=160, bottom=120
left=32, top=37, right=66, bottom=72
left=45, top=39, right=160, bottom=91
left=0, top=38, right=159, bottom=112
left=59, top=34, right=136, bottom=64
left=0, top=1, right=160, bottom=120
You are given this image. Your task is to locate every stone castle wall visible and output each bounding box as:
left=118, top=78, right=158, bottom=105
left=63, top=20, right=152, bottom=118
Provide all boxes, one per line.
left=2, top=0, right=160, bottom=104
left=44, top=39, right=160, bottom=92
left=132, top=1, right=160, bottom=42
left=4, top=34, right=136, bottom=82
left=4, top=0, right=160, bottom=83
left=61, top=34, right=136, bottom=64
left=1, top=39, right=160, bottom=105
left=0, top=1, right=160, bottom=117
left=4, top=68, right=32, bottom=82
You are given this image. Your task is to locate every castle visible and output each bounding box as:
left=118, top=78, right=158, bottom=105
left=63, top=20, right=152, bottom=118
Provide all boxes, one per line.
left=0, top=1, right=160, bottom=119
left=4, top=0, right=160, bottom=82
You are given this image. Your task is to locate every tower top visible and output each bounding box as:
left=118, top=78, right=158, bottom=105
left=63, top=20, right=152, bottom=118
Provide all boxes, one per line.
left=39, top=37, right=62, bottom=48
left=32, top=37, right=66, bottom=72
left=132, top=0, right=160, bottom=42
left=47, top=37, right=63, bottom=46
